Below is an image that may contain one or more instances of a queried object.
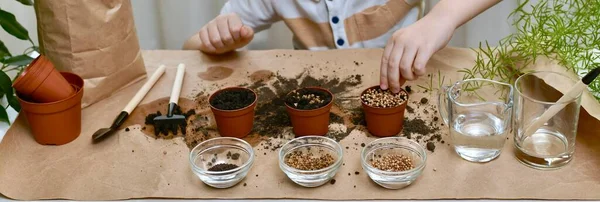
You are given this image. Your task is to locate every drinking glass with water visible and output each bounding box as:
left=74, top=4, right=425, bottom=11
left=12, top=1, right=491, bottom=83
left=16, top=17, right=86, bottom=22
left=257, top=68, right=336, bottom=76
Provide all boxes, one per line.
left=438, top=79, right=514, bottom=163
left=513, top=71, right=581, bottom=170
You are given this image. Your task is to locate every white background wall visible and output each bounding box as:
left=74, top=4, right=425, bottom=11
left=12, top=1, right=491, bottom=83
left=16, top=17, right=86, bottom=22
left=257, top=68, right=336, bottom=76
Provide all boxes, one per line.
left=1, top=0, right=520, bottom=54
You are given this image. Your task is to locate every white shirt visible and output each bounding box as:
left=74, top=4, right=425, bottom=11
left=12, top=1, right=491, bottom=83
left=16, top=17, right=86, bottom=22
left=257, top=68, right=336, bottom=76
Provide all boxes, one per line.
left=221, top=0, right=420, bottom=50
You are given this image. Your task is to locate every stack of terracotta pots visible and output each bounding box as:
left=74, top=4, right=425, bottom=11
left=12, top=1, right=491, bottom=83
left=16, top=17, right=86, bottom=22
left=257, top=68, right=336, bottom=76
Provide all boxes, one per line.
left=12, top=55, right=84, bottom=145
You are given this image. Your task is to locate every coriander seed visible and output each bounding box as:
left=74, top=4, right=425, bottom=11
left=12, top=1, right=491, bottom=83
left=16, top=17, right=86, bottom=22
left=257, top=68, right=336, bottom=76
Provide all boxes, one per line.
left=370, top=154, right=414, bottom=172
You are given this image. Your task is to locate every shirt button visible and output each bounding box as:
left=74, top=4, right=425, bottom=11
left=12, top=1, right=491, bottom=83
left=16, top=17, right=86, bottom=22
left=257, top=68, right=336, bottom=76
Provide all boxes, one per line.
left=331, top=16, right=339, bottom=24
left=337, top=39, right=345, bottom=46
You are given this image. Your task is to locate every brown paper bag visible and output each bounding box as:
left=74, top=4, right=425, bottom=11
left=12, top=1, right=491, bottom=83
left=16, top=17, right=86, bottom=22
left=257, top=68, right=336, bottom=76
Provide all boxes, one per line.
left=34, top=0, right=147, bottom=108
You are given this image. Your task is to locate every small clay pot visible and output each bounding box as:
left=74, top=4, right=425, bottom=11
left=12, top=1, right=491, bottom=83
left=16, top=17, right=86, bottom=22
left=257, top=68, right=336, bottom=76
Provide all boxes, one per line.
left=17, top=72, right=84, bottom=145
left=209, top=87, right=257, bottom=138
left=12, top=55, right=75, bottom=103
left=361, top=86, right=408, bottom=137
left=285, top=87, right=333, bottom=137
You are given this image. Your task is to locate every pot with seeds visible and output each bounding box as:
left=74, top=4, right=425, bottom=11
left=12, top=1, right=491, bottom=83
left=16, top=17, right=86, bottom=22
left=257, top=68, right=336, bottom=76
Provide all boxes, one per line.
left=361, top=86, right=409, bottom=137
left=284, top=87, right=334, bottom=136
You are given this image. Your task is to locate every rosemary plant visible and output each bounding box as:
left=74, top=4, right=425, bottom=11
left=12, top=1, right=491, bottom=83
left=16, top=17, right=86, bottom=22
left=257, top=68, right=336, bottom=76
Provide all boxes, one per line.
left=466, top=0, right=600, bottom=101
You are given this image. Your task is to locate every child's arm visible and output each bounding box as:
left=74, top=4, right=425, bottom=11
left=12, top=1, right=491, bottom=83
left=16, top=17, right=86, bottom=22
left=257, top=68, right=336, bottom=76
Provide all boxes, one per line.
left=183, top=0, right=279, bottom=54
left=380, top=0, right=502, bottom=93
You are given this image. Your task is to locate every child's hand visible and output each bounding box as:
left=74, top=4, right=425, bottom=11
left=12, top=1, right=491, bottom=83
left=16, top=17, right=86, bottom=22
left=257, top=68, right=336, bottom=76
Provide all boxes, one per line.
left=197, top=13, right=254, bottom=54
left=379, top=17, right=454, bottom=93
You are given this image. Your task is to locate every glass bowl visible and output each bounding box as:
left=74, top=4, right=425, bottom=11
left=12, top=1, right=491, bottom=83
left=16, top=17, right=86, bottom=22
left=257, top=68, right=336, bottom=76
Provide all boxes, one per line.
left=189, top=137, right=254, bottom=188
left=278, top=136, right=343, bottom=187
left=361, top=137, right=426, bottom=189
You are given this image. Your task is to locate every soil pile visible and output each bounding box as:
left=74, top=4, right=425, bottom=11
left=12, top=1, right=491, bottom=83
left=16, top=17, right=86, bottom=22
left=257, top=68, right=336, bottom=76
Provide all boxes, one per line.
left=210, top=89, right=256, bottom=110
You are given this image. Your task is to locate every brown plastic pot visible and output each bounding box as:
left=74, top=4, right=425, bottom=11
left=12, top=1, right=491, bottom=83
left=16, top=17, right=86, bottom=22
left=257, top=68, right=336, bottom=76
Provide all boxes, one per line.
left=209, top=87, right=257, bottom=138
left=285, top=87, right=333, bottom=137
left=12, top=55, right=75, bottom=103
left=17, top=72, right=84, bottom=145
left=361, top=86, right=408, bottom=137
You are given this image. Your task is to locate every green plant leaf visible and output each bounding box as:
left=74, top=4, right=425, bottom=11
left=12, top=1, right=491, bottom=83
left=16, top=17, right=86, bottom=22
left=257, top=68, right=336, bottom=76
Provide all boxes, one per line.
left=7, top=94, right=20, bottom=112
left=15, top=0, right=33, bottom=6
left=0, top=9, right=30, bottom=40
left=3, top=54, right=32, bottom=66
left=0, top=70, right=19, bottom=112
left=0, top=108, right=9, bottom=124
left=0, top=40, right=10, bottom=58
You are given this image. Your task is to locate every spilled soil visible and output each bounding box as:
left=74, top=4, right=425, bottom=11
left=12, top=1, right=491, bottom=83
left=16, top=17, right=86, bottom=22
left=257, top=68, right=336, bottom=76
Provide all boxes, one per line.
left=126, top=68, right=444, bottom=153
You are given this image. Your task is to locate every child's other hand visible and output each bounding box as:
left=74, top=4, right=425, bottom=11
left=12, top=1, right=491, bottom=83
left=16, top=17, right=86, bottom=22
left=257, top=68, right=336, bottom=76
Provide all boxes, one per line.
left=379, top=17, right=454, bottom=93
left=198, top=13, right=254, bottom=54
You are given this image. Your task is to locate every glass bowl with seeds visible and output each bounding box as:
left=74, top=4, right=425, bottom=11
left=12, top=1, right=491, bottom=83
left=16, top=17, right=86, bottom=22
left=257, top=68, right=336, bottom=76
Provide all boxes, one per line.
left=189, top=137, right=254, bottom=188
left=361, top=137, right=426, bottom=189
left=278, top=136, right=343, bottom=187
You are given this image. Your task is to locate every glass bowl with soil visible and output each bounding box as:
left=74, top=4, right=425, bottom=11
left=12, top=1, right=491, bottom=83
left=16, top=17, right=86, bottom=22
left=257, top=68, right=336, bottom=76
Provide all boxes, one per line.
left=278, top=136, right=343, bottom=187
left=361, top=137, right=426, bottom=189
left=189, top=137, right=254, bottom=188
left=361, top=86, right=409, bottom=137
left=209, top=87, right=257, bottom=138
left=284, top=87, right=334, bottom=136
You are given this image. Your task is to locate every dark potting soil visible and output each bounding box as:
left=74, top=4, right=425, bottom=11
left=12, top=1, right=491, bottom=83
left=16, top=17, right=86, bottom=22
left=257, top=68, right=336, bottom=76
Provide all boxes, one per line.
left=406, top=105, right=415, bottom=114
left=144, top=106, right=196, bottom=136
left=285, top=88, right=332, bottom=110
left=405, top=86, right=412, bottom=93
left=330, top=113, right=343, bottom=123
left=210, top=89, right=256, bottom=110
left=426, top=142, right=436, bottom=152
left=403, top=118, right=438, bottom=137
left=208, top=163, right=239, bottom=171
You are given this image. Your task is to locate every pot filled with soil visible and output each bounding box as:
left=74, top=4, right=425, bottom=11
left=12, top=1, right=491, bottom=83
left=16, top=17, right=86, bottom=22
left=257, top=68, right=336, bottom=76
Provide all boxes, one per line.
left=17, top=72, right=84, bottom=145
left=361, top=86, right=408, bottom=137
left=285, top=87, right=333, bottom=136
left=209, top=87, right=257, bottom=138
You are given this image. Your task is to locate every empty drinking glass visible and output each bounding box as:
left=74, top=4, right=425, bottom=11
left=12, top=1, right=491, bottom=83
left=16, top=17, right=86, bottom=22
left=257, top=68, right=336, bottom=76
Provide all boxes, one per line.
left=513, top=71, right=581, bottom=170
left=438, top=79, right=514, bottom=162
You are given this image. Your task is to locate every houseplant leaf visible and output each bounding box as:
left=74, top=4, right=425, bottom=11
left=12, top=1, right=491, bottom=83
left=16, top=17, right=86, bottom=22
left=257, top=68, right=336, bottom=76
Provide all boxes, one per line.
left=0, top=70, right=19, bottom=112
left=4, top=54, right=32, bottom=66
left=15, top=0, right=33, bottom=6
left=0, top=40, right=11, bottom=58
left=0, top=9, right=30, bottom=40
left=0, top=108, right=9, bottom=124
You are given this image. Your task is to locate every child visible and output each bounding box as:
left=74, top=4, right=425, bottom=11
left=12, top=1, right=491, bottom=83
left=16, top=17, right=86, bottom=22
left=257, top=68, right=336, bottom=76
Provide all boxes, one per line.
left=184, top=0, right=501, bottom=93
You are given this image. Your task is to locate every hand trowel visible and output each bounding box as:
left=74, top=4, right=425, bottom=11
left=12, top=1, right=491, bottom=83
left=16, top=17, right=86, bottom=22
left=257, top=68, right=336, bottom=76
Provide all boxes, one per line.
left=92, top=65, right=167, bottom=143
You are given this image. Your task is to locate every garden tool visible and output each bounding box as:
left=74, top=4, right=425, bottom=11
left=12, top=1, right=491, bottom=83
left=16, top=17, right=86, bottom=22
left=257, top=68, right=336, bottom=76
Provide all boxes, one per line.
left=523, top=67, right=600, bottom=137
left=92, top=65, right=167, bottom=143
left=153, top=63, right=187, bottom=136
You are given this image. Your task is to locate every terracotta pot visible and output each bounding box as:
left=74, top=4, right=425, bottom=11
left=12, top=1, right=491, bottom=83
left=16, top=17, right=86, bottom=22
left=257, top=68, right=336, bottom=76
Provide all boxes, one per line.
left=361, top=86, right=408, bottom=137
left=285, top=87, right=333, bottom=137
left=17, top=72, right=84, bottom=145
left=12, top=55, right=75, bottom=103
left=209, top=87, right=257, bottom=138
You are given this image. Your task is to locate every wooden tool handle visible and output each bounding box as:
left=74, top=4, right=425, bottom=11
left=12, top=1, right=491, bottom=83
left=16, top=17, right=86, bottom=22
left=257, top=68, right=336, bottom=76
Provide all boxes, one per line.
left=170, top=63, right=186, bottom=104
left=122, top=65, right=167, bottom=113
left=522, top=81, right=585, bottom=137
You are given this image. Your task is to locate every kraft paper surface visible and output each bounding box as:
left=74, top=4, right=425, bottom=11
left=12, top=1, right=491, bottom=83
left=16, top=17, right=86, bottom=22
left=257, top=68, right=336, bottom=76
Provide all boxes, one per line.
left=0, top=48, right=598, bottom=200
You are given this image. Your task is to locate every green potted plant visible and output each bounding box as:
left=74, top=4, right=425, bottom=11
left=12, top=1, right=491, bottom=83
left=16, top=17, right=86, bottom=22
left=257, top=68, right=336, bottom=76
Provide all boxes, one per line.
left=0, top=0, right=38, bottom=125
left=465, top=0, right=600, bottom=101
